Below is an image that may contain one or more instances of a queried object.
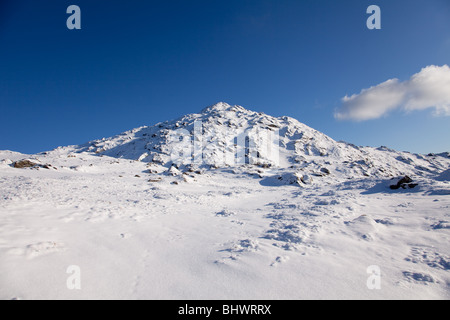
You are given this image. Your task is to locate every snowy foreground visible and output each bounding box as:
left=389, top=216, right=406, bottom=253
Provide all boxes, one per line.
left=1, top=103, right=449, bottom=300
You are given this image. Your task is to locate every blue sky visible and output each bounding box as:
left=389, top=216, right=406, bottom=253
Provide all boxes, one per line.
left=0, top=0, right=449, bottom=154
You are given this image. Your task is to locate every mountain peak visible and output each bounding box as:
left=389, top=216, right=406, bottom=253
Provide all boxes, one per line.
left=48, top=102, right=450, bottom=182
left=200, top=102, right=246, bottom=115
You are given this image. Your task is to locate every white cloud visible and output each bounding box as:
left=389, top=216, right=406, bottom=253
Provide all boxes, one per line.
left=335, top=65, right=450, bottom=121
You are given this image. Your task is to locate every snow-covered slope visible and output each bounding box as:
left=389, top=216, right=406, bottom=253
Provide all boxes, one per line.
left=0, top=102, right=449, bottom=300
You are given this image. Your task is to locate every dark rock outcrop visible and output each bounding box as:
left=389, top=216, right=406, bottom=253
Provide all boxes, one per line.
left=390, top=176, right=418, bottom=190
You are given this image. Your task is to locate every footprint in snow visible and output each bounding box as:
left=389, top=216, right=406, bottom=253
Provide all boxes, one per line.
left=405, top=247, right=450, bottom=271
left=216, top=239, right=259, bottom=264
left=402, top=271, right=436, bottom=284
left=314, top=199, right=340, bottom=206
left=8, top=241, right=65, bottom=259
left=270, top=256, right=290, bottom=267
left=232, top=239, right=259, bottom=253
left=431, top=221, right=450, bottom=230
left=215, top=209, right=236, bottom=217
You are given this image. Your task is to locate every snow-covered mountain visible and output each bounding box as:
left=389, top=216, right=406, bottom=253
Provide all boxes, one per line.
left=48, top=102, right=450, bottom=182
left=1, top=102, right=449, bottom=300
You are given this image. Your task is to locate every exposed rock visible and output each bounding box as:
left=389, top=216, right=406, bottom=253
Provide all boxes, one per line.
left=13, top=160, right=38, bottom=168
left=168, top=165, right=181, bottom=176
left=300, top=174, right=313, bottom=185
left=260, top=172, right=301, bottom=186
left=11, top=159, right=55, bottom=170
left=390, top=176, right=417, bottom=190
